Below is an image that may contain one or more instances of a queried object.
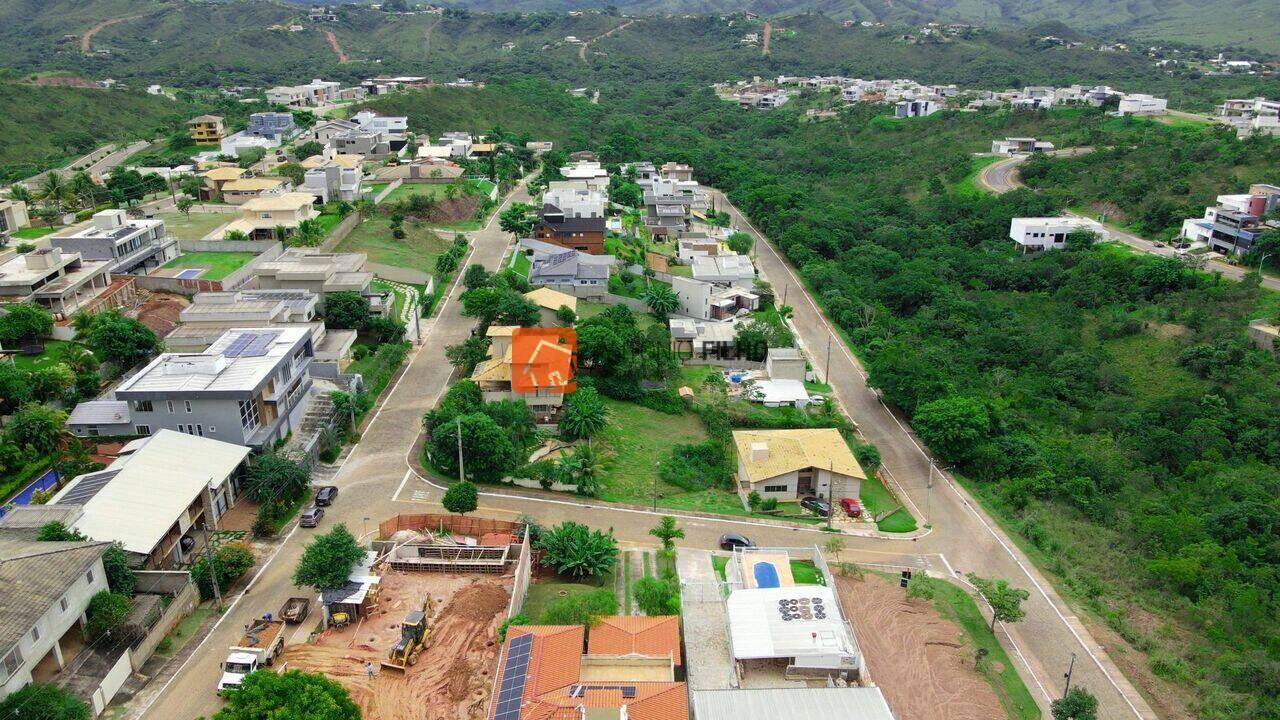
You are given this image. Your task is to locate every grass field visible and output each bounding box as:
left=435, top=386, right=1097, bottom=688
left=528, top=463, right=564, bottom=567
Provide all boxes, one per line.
left=955, top=155, right=1002, bottom=196
left=521, top=573, right=614, bottom=621
left=597, top=399, right=709, bottom=505
left=10, top=226, right=57, bottom=240
left=511, top=252, right=531, bottom=278
left=380, top=182, right=449, bottom=205
left=314, top=213, right=342, bottom=235
left=10, top=339, right=77, bottom=371
left=161, top=251, right=256, bottom=280
left=335, top=217, right=450, bottom=275
left=154, top=606, right=216, bottom=657
left=859, top=472, right=918, bottom=533
left=154, top=211, right=230, bottom=241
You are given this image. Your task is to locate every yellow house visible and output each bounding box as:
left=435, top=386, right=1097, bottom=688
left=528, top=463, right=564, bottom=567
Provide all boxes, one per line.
left=188, top=115, right=226, bottom=143
left=220, top=177, right=293, bottom=205
left=524, top=287, right=578, bottom=325
left=200, top=167, right=246, bottom=200
left=732, top=428, right=865, bottom=504
left=218, top=192, right=318, bottom=240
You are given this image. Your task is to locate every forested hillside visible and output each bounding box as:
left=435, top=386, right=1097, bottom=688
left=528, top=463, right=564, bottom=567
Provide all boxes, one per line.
left=0, top=78, right=198, bottom=182
left=363, top=79, right=1280, bottom=719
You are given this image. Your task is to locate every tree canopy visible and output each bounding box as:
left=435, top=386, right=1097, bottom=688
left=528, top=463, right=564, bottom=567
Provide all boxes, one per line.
left=294, top=524, right=365, bottom=591
left=212, top=669, right=360, bottom=720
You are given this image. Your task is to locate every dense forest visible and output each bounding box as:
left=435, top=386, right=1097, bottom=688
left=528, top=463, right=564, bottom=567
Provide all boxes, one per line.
left=365, top=77, right=1280, bottom=717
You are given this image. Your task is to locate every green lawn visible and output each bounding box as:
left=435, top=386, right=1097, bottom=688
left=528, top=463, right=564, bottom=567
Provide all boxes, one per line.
left=789, top=559, right=824, bottom=585
left=381, top=183, right=449, bottom=205
left=10, top=340, right=77, bottom=371
left=161, top=251, right=257, bottom=280
left=314, top=213, right=342, bottom=234
left=923, top=577, right=1042, bottom=720
left=154, top=606, right=216, bottom=657
left=859, top=472, right=918, bottom=533
left=10, top=226, right=57, bottom=240
left=667, top=264, right=692, bottom=277
left=336, top=217, right=450, bottom=275
left=597, top=399, right=709, bottom=506
left=576, top=301, right=658, bottom=331
left=367, top=182, right=389, bottom=197
left=512, top=252, right=532, bottom=278
left=155, top=211, right=231, bottom=241
left=521, top=574, right=613, bottom=622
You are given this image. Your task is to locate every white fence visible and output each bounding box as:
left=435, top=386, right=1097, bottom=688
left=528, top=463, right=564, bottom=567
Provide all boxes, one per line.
left=90, top=653, right=133, bottom=716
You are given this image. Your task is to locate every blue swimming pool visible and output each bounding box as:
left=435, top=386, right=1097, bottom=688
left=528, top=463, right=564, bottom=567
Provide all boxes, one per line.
left=753, top=561, right=781, bottom=588
left=0, top=467, right=59, bottom=518
left=175, top=269, right=204, bottom=279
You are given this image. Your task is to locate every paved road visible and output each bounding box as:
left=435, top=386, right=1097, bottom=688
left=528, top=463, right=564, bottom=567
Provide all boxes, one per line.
left=18, top=141, right=150, bottom=188
left=715, top=188, right=1158, bottom=720
left=977, top=150, right=1280, bottom=291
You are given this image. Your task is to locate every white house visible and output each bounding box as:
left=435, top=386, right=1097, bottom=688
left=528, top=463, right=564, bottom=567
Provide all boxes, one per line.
left=1009, top=217, right=1105, bottom=252
left=895, top=99, right=939, bottom=118
left=672, top=276, right=758, bottom=321
left=732, top=428, right=866, bottom=503
left=991, top=137, right=1055, bottom=155
left=543, top=181, right=606, bottom=218
left=1117, top=94, right=1168, bottom=116
left=692, top=254, right=756, bottom=288
left=350, top=110, right=408, bottom=139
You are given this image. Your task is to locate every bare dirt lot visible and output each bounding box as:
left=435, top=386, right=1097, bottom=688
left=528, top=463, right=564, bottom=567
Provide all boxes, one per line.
left=281, top=570, right=510, bottom=720
left=836, top=574, right=1004, bottom=720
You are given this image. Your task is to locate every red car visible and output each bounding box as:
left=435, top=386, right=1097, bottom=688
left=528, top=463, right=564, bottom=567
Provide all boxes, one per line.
left=839, top=497, right=862, bottom=518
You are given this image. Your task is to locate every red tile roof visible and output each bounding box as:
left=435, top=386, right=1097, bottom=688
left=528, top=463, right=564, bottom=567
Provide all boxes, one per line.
left=525, top=682, right=688, bottom=720
left=587, top=616, right=682, bottom=666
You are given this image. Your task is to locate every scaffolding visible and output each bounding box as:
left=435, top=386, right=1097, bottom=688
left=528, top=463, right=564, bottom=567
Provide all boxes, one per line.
left=386, top=543, right=510, bottom=574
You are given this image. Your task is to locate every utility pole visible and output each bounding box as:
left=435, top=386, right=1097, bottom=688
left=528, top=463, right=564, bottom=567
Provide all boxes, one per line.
left=456, top=417, right=465, bottom=481
left=826, top=459, right=834, bottom=532
left=1062, top=653, right=1077, bottom=698
left=199, top=523, right=223, bottom=611
left=927, top=460, right=935, bottom=524
left=653, top=462, right=660, bottom=511
left=824, top=333, right=833, bottom=383
left=781, top=284, right=788, bottom=307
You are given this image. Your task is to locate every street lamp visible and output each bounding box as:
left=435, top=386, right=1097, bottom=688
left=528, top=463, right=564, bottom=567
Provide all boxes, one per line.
left=1259, top=252, right=1273, bottom=275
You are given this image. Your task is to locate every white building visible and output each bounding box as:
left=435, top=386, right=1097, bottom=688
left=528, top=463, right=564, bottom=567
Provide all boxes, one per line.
left=301, top=162, right=363, bottom=203
left=543, top=181, right=606, bottom=218
left=560, top=161, right=610, bottom=192
left=672, top=276, right=758, bottom=321
left=692, top=253, right=756, bottom=288
left=895, top=99, right=939, bottom=118
left=350, top=110, right=408, bottom=139
left=1009, top=217, right=1105, bottom=251
left=1117, top=93, right=1168, bottom=116
left=991, top=137, right=1055, bottom=155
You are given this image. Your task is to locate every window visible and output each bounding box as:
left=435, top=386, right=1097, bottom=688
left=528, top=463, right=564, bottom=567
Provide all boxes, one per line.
left=132, top=400, right=153, bottom=412
left=86, top=426, right=99, bottom=437
left=135, top=424, right=151, bottom=435
left=238, top=400, right=261, bottom=431
left=30, top=626, right=39, bottom=642
left=184, top=400, right=193, bottom=413
left=167, top=400, right=174, bottom=413
left=59, top=597, right=69, bottom=613
left=1, top=647, right=22, bottom=679
left=195, top=425, right=204, bottom=437
left=763, top=484, right=788, bottom=493
left=85, top=569, right=95, bottom=585
left=209, top=426, right=217, bottom=433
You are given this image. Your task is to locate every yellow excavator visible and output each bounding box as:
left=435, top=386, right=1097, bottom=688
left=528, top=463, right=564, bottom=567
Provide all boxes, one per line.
left=381, top=598, right=432, bottom=673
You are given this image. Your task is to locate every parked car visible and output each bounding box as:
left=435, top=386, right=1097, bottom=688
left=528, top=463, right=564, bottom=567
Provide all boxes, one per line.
left=800, top=496, right=831, bottom=517
left=299, top=506, right=324, bottom=528
left=808, top=395, right=826, bottom=405
left=314, top=485, right=339, bottom=506
left=839, top=497, right=862, bottom=518
left=719, top=532, right=755, bottom=551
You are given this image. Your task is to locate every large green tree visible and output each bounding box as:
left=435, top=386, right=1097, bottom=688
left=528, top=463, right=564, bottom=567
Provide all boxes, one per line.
left=912, top=396, right=990, bottom=465
left=537, top=521, right=617, bottom=579
left=0, top=683, right=89, bottom=720
left=442, top=480, right=478, bottom=515
left=242, top=454, right=311, bottom=504
left=212, top=669, right=360, bottom=720
left=967, top=574, right=1030, bottom=632
left=294, top=524, right=364, bottom=591
left=83, top=311, right=159, bottom=368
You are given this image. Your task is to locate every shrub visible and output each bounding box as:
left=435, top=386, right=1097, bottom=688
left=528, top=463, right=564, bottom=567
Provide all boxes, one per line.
left=351, top=344, right=370, bottom=360
left=189, top=542, right=255, bottom=600
left=747, top=491, right=762, bottom=511
left=659, top=441, right=733, bottom=491
left=761, top=497, right=779, bottom=512
left=540, top=588, right=617, bottom=626
left=633, top=576, right=680, bottom=615
left=497, top=613, right=529, bottom=642
left=85, top=591, right=132, bottom=642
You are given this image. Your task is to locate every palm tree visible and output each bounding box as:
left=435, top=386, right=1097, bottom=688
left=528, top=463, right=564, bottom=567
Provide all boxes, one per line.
left=642, top=284, right=679, bottom=319
left=561, top=388, right=609, bottom=441
left=38, top=173, right=68, bottom=214
left=8, top=184, right=32, bottom=204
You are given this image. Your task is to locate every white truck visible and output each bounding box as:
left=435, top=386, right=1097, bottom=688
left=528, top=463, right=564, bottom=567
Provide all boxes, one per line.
left=217, top=617, right=286, bottom=694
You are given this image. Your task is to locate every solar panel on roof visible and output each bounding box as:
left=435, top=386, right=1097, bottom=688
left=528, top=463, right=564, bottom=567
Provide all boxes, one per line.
left=58, top=471, right=120, bottom=504
left=223, top=333, right=254, bottom=358
left=242, top=332, right=277, bottom=357
left=493, top=633, right=533, bottom=720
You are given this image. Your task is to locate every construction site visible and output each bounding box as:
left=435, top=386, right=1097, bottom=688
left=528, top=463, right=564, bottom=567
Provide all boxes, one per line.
left=279, top=514, right=533, bottom=720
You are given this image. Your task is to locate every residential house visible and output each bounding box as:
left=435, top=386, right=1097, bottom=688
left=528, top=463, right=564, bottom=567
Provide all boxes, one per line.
left=166, top=289, right=319, bottom=352
left=250, top=248, right=379, bottom=309
left=488, top=620, right=686, bottom=720
left=524, top=246, right=613, bottom=298
left=267, top=79, right=341, bottom=107
left=692, top=253, right=756, bottom=288
left=200, top=166, right=247, bottom=200
left=247, top=112, right=298, bottom=141
left=1217, top=97, right=1280, bottom=137
left=523, top=287, right=577, bottom=325
left=534, top=204, right=606, bottom=255
left=373, top=159, right=463, bottom=183
left=1009, top=217, right=1105, bottom=252
left=0, top=248, right=113, bottom=320
left=765, top=347, right=806, bottom=381
left=66, top=327, right=316, bottom=449
left=48, top=209, right=178, bottom=275
left=691, top=688, right=897, bottom=720
left=220, top=177, right=293, bottom=206
left=330, top=128, right=391, bottom=159
left=669, top=317, right=739, bottom=359
left=351, top=110, right=408, bottom=141
left=625, top=161, right=659, bottom=187
left=301, top=152, right=364, bottom=172
left=991, top=137, right=1055, bottom=155
left=308, top=119, right=360, bottom=145
left=672, top=276, right=758, bottom=321
left=525, top=141, right=554, bottom=155
left=732, top=428, right=866, bottom=503
left=436, top=132, right=473, bottom=158
left=1013, top=86, right=1055, bottom=109
left=216, top=192, right=319, bottom=241
left=543, top=181, right=606, bottom=218
left=662, top=162, right=694, bottom=182
left=1180, top=188, right=1280, bottom=252
left=301, top=162, right=363, bottom=203
left=1117, top=93, right=1168, bottom=116
left=265, top=85, right=307, bottom=107
left=0, top=528, right=109, bottom=699
left=895, top=99, right=939, bottom=118
left=187, top=114, right=225, bottom=143
left=560, top=160, right=610, bottom=193
left=470, top=326, right=570, bottom=416
left=220, top=132, right=277, bottom=158
left=677, top=237, right=720, bottom=260
left=0, top=199, right=30, bottom=238
left=50, top=430, right=251, bottom=568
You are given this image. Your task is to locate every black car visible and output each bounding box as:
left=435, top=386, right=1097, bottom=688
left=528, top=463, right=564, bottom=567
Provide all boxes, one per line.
left=800, top=496, right=832, bottom=517
left=314, top=485, right=339, bottom=506
left=719, top=532, right=755, bottom=551
left=299, top=506, right=324, bottom=528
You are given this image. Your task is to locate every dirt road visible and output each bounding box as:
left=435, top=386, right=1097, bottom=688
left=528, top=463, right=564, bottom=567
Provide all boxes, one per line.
left=579, top=19, right=636, bottom=63
left=761, top=22, right=772, bottom=55
left=81, top=16, right=136, bottom=53
left=324, top=30, right=349, bottom=64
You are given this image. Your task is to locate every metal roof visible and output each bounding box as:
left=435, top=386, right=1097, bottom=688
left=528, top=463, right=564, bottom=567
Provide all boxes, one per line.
left=51, top=430, right=250, bottom=555
left=0, top=533, right=109, bottom=653
left=726, top=585, right=858, bottom=662
left=691, top=687, right=894, bottom=720
left=114, top=327, right=308, bottom=395
left=66, top=400, right=132, bottom=426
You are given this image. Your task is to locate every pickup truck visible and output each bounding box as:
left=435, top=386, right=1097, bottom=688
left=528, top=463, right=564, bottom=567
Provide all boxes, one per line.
left=280, top=597, right=310, bottom=624
left=217, top=617, right=286, bottom=694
